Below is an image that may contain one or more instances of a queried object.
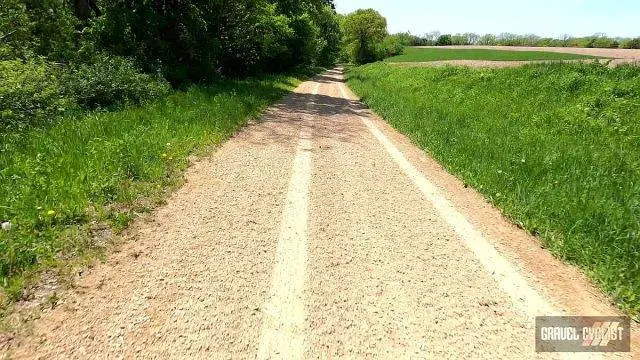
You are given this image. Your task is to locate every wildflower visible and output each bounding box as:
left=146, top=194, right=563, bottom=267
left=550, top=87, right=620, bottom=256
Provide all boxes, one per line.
left=162, top=153, right=168, bottom=158
left=47, top=210, right=56, bottom=216
left=1, top=222, right=11, bottom=231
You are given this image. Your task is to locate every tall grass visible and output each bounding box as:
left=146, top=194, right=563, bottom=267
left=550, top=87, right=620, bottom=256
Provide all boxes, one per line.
left=385, top=47, right=600, bottom=62
left=0, top=75, right=301, bottom=299
left=348, top=63, right=640, bottom=319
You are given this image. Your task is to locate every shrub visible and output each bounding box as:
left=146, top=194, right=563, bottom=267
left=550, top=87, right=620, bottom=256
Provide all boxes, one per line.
left=0, top=59, right=70, bottom=129
left=0, top=55, right=170, bottom=130
left=62, top=55, right=170, bottom=110
left=381, top=35, right=407, bottom=58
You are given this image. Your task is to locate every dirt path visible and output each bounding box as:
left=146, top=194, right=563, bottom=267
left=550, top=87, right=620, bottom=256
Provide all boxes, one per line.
left=2, top=69, right=636, bottom=359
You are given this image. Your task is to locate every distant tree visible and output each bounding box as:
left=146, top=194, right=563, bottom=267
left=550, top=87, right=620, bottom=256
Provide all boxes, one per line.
left=621, top=38, right=640, bottom=49
left=464, top=33, right=480, bottom=45
left=451, top=34, right=469, bottom=45
left=426, top=31, right=441, bottom=42
left=497, top=32, right=521, bottom=46
left=522, top=33, right=541, bottom=46
left=341, top=8, right=388, bottom=64
left=478, top=34, right=497, bottom=45
left=435, top=34, right=452, bottom=46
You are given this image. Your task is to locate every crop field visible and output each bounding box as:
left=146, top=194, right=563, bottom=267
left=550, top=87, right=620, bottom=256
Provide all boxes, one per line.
left=0, top=75, right=301, bottom=298
left=347, top=62, right=640, bottom=318
left=385, top=47, right=601, bottom=62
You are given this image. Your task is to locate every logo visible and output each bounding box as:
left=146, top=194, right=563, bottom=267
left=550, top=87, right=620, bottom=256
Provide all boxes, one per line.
left=536, top=316, right=631, bottom=352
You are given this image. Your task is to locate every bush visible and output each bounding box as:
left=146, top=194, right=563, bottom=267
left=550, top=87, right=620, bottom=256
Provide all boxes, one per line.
left=63, top=55, right=170, bottom=110
left=0, top=55, right=170, bottom=130
left=381, top=35, right=407, bottom=58
left=0, top=59, right=70, bottom=129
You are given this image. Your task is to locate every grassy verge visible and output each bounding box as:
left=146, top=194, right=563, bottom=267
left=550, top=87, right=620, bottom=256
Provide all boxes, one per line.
left=385, top=47, right=600, bottom=62
left=0, top=73, right=304, bottom=302
left=347, top=62, right=640, bottom=319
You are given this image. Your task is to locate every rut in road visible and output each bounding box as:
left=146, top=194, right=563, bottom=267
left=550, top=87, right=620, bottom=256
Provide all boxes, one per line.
left=3, top=69, right=634, bottom=359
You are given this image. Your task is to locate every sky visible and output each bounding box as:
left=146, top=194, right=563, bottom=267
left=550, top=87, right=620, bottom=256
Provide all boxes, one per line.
left=334, top=0, right=640, bottom=38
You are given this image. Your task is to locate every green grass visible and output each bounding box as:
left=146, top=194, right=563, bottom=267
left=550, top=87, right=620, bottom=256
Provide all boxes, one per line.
left=385, top=47, right=600, bottom=62
left=0, top=74, right=303, bottom=300
left=347, top=62, right=640, bottom=319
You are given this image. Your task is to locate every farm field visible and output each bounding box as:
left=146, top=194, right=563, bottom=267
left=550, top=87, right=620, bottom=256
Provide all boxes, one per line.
left=385, top=47, right=601, bottom=62
left=347, top=62, right=640, bottom=319
left=417, top=45, right=640, bottom=59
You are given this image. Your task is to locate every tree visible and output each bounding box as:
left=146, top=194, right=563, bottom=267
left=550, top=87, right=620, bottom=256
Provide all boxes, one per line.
left=464, top=33, right=479, bottom=45
left=341, top=9, right=387, bottom=64
left=451, top=34, right=469, bottom=45
left=478, top=34, right=497, bottom=45
left=435, top=34, right=452, bottom=46
left=312, top=4, right=342, bottom=66
left=621, top=38, right=640, bottom=49
left=426, top=31, right=441, bottom=42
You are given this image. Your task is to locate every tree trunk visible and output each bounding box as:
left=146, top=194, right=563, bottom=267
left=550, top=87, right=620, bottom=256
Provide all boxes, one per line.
left=74, top=0, right=101, bottom=21
left=89, top=0, right=101, bottom=17
left=74, top=0, right=89, bottom=21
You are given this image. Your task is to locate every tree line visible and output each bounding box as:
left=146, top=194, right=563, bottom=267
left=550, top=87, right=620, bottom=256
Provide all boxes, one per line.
left=1, top=0, right=342, bottom=82
left=2, top=0, right=370, bottom=128
left=1, top=2, right=403, bottom=129
left=399, top=31, right=640, bottom=49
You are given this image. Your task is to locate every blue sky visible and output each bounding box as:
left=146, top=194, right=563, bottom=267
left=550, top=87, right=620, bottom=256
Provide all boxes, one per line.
left=334, top=0, right=639, bottom=38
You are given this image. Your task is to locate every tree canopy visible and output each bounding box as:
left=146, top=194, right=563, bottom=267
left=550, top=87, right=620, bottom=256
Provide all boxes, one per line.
left=0, top=0, right=343, bottom=84
left=341, top=9, right=389, bottom=64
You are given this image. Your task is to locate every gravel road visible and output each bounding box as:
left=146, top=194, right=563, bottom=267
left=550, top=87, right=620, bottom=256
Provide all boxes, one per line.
left=2, top=69, right=636, bottom=359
